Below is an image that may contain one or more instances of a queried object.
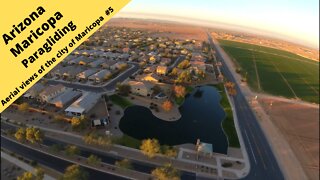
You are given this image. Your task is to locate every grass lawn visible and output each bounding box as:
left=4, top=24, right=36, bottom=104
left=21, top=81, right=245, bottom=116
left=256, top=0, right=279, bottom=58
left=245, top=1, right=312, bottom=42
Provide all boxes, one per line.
left=109, top=94, right=133, bottom=109
left=219, top=39, right=319, bottom=103
left=211, top=84, right=240, bottom=148
left=113, top=134, right=141, bottom=149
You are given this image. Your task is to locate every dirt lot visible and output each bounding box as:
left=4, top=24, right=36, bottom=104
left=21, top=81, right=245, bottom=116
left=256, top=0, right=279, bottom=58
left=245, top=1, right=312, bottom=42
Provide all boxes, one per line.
left=108, top=18, right=207, bottom=41
left=259, top=97, right=319, bottom=180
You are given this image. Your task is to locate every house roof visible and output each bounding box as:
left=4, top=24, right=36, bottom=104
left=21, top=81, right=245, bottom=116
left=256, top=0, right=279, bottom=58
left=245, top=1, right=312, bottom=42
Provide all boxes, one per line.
left=65, top=92, right=100, bottom=114
left=89, top=59, right=105, bottom=67
left=88, top=69, right=111, bottom=80
left=50, top=89, right=82, bottom=106
left=39, top=84, right=65, bottom=97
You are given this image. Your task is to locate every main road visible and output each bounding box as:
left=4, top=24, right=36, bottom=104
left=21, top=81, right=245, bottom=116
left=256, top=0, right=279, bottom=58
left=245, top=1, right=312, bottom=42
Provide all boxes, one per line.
left=208, top=34, right=284, bottom=180
left=1, top=122, right=196, bottom=180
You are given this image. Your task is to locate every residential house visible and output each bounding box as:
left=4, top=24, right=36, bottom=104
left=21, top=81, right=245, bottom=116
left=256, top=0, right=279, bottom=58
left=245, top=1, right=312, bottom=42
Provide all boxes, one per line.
left=68, top=56, right=82, bottom=65
left=140, top=73, right=160, bottom=83
left=143, top=66, right=156, bottom=73
left=88, top=59, right=105, bottom=68
left=160, top=58, right=172, bottom=66
left=23, top=83, right=45, bottom=99
left=52, top=66, right=73, bottom=78
left=190, top=61, right=206, bottom=71
left=50, top=89, right=82, bottom=108
left=100, top=60, right=117, bottom=69
left=63, top=66, right=85, bottom=79
left=127, top=81, right=152, bottom=97
left=156, top=66, right=168, bottom=75
left=77, top=69, right=98, bottom=80
left=88, top=69, right=112, bottom=83
left=78, top=57, right=95, bottom=66
left=65, top=92, right=101, bottom=116
left=110, top=62, right=127, bottom=71
left=39, top=84, right=66, bottom=102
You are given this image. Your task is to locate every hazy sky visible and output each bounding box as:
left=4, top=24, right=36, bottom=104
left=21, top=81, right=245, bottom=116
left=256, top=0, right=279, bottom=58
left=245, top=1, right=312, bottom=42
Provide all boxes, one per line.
left=117, top=0, right=319, bottom=49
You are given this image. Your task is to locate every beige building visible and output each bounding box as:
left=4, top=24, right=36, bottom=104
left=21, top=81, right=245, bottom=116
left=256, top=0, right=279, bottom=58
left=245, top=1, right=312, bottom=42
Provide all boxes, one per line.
left=127, top=81, right=152, bottom=97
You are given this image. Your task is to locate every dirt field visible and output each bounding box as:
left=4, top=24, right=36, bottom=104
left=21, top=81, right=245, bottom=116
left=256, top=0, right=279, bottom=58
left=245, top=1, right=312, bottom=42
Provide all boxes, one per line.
left=108, top=18, right=207, bottom=41
left=259, top=97, right=319, bottom=180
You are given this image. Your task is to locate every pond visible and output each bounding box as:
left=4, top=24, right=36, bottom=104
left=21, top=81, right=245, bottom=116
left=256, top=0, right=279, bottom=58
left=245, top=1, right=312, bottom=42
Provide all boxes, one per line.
left=119, top=85, right=228, bottom=154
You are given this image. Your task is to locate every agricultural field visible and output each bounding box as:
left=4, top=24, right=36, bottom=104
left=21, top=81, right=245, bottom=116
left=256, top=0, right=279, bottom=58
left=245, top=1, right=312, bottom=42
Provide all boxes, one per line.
left=219, top=39, right=319, bottom=103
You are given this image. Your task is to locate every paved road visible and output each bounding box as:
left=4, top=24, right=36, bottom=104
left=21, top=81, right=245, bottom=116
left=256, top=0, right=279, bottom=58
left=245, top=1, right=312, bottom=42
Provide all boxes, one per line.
left=1, top=122, right=196, bottom=180
left=46, top=63, right=140, bottom=93
left=208, top=35, right=284, bottom=180
left=1, top=136, right=127, bottom=180
left=168, top=56, right=185, bottom=72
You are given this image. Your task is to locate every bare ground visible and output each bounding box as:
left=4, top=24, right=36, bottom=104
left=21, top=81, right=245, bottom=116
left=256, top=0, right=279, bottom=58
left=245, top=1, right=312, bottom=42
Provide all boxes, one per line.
left=259, top=97, right=319, bottom=180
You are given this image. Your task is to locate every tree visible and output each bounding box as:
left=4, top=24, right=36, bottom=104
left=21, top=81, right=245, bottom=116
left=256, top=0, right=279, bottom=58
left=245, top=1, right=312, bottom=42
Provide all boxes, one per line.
left=26, top=127, right=43, bottom=144
left=164, top=147, right=178, bottom=159
left=151, top=163, right=180, bottom=180
left=162, top=100, right=173, bottom=112
left=65, top=145, right=80, bottom=156
left=197, top=69, right=206, bottom=79
left=176, top=71, right=191, bottom=84
left=228, top=88, right=237, bottom=96
left=71, top=117, right=81, bottom=129
left=116, top=83, right=131, bottom=96
left=17, top=171, right=34, bottom=180
left=35, top=167, right=44, bottom=180
left=140, top=138, right=160, bottom=158
left=173, top=85, right=186, bottom=98
left=18, top=102, right=29, bottom=112
left=61, top=164, right=88, bottom=180
left=170, top=68, right=179, bottom=77
left=87, top=154, right=101, bottom=165
left=177, top=60, right=190, bottom=69
left=71, top=116, right=87, bottom=130
left=83, top=132, right=112, bottom=147
left=115, top=158, right=133, bottom=169
left=15, top=127, right=26, bottom=142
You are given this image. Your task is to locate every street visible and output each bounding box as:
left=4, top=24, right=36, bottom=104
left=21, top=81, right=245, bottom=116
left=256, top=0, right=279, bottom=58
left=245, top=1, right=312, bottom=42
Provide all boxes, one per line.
left=208, top=34, right=284, bottom=180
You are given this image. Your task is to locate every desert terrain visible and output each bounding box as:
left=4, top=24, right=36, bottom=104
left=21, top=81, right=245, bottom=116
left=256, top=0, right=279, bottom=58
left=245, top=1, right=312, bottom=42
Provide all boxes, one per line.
left=259, top=97, right=319, bottom=180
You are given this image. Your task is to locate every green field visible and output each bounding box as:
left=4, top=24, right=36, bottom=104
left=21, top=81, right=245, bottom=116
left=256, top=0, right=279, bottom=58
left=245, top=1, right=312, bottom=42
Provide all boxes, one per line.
left=219, top=40, right=319, bottom=103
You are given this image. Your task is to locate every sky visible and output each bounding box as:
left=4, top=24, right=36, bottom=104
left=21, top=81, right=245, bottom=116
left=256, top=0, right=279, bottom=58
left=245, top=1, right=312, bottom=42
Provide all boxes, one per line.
left=117, top=0, right=319, bottom=49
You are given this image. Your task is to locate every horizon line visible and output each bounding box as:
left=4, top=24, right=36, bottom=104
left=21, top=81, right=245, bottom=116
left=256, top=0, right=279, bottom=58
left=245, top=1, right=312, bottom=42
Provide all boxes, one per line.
left=115, top=12, right=319, bottom=50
